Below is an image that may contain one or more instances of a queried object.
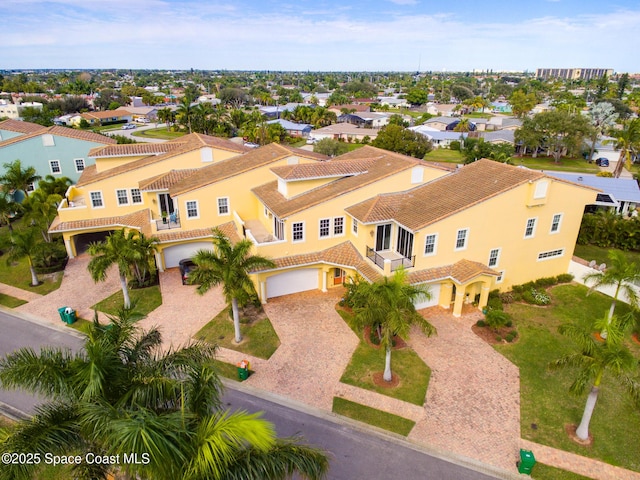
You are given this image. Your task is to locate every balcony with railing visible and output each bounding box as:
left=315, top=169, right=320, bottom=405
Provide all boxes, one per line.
left=155, top=212, right=181, bottom=230
left=366, top=246, right=415, bottom=272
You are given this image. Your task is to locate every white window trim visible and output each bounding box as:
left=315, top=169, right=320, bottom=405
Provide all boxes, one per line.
left=49, top=159, right=61, bottom=174
left=74, top=158, right=85, bottom=172
left=550, top=213, right=563, bottom=234
left=217, top=197, right=230, bottom=216
left=130, top=188, right=143, bottom=205
left=488, top=248, right=501, bottom=268
left=319, top=218, right=331, bottom=239
left=185, top=200, right=200, bottom=219
left=333, top=216, right=345, bottom=237
left=26, top=182, right=35, bottom=192
left=115, top=188, right=129, bottom=206
left=454, top=228, right=469, bottom=251
left=537, top=248, right=565, bottom=261
left=424, top=233, right=438, bottom=257
left=90, top=191, right=104, bottom=209
left=292, top=221, right=305, bottom=243
left=352, top=218, right=358, bottom=236
left=496, top=270, right=505, bottom=284
left=524, top=217, right=538, bottom=239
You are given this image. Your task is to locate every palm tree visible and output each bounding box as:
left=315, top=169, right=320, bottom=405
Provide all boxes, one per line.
left=128, top=231, right=158, bottom=287
left=453, top=118, right=471, bottom=132
left=607, top=118, right=640, bottom=178
left=0, top=159, right=41, bottom=199
left=177, top=97, right=195, bottom=133
left=549, top=314, right=640, bottom=441
left=21, top=190, right=62, bottom=242
left=189, top=228, right=276, bottom=343
left=353, top=268, right=436, bottom=382
left=37, top=174, right=73, bottom=197
left=6, top=226, right=42, bottom=286
left=0, top=307, right=329, bottom=480
left=87, top=229, right=138, bottom=308
left=158, top=107, right=175, bottom=130
left=583, top=250, right=640, bottom=331
left=0, top=189, right=19, bottom=231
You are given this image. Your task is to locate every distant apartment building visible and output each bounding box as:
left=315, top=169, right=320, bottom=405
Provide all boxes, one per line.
left=0, top=100, right=43, bottom=120
left=536, top=68, right=613, bottom=81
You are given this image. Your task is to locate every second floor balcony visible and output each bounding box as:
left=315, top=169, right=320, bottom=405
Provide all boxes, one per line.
left=366, top=246, right=415, bottom=272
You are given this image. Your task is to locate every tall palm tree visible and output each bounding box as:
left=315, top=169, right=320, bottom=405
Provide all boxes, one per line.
left=0, top=308, right=329, bottom=480
left=353, top=269, right=436, bottom=382
left=0, top=159, right=41, bottom=199
left=607, top=118, right=640, bottom=178
left=6, top=226, right=42, bottom=286
left=549, top=314, right=640, bottom=441
left=177, top=97, right=195, bottom=133
left=158, top=107, right=175, bottom=130
left=583, top=249, right=640, bottom=330
left=37, top=174, right=73, bottom=197
left=87, top=229, right=138, bottom=308
left=21, top=190, right=62, bottom=242
left=189, top=228, right=276, bottom=343
left=128, top=231, right=159, bottom=287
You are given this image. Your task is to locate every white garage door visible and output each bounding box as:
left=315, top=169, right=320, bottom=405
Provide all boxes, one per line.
left=414, top=283, right=441, bottom=310
left=163, top=242, right=213, bottom=268
left=267, top=269, right=319, bottom=298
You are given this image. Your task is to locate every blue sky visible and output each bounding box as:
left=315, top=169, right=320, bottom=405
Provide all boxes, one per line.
left=3, top=0, right=639, bottom=72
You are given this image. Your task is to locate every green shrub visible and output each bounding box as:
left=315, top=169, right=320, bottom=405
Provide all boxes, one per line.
left=505, top=331, right=517, bottom=342
left=476, top=320, right=487, bottom=327
left=556, top=273, right=574, bottom=283
left=449, top=140, right=461, bottom=151
left=534, top=276, right=557, bottom=288
left=500, top=292, right=515, bottom=304
left=487, top=296, right=503, bottom=311
left=521, top=290, right=535, bottom=304
left=486, top=309, right=511, bottom=329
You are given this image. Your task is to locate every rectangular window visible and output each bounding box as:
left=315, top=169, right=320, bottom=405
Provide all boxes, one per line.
left=292, top=222, right=304, bottom=242
left=424, top=234, right=437, bottom=256
left=496, top=270, right=505, bottom=283
left=74, top=158, right=85, bottom=172
left=334, top=217, right=344, bottom=236
left=538, top=249, right=564, bottom=261
left=131, top=188, right=142, bottom=204
left=217, top=197, right=229, bottom=215
left=319, top=218, right=330, bottom=238
left=455, top=228, right=468, bottom=250
left=186, top=200, right=199, bottom=218
left=49, top=160, right=61, bottom=174
left=352, top=219, right=358, bottom=235
left=524, top=218, right=537, bottom=238
left=550, top=213, right=563, bottom=233
left=26, top=182, right=35, bottom=193
left=90, top=191, right=103, bottom=208
left=488, top=248, right=500, bottom=268
left=116, top=189, right=129, bottom=206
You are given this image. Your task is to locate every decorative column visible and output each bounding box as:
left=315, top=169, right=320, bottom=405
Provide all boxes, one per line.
left=478, top=282, right=491, bottom=312
left=64, top=238, right=75, bottom=259
left=440, top=283, right=453, bottom=309
left=260, top=281, right=267, bottom=304
left=452, top=285, right=465, bottom=317
left=155, top=252, right=163, bottom=272
left=322, top=269, right=328, bottom=292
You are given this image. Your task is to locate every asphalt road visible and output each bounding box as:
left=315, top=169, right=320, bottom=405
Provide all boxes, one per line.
left=105, top=123, right=168, bottom=142
left=0, top=310, right=506, bottom=479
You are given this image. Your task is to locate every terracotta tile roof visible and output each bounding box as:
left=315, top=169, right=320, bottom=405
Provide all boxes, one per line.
left=49, top=209, right=150, bottom=233
left=139, top=169, right=200, bottom=191
left=88, top=143, right=176, bottom=158
left=169, top=143, right=328, bottom=196
left=154, top=221, right=240, bottom=244
left=346, top=159, right=547, bottom=231
left=81, top=109, right=132, bottom=120
left=76, top=133, right=247, bottom=187
left=408, top=259, right=499, bottom=285
left=253, top=241, right=383, bottom=282
left=270, top=158, right=374, bottom=180
left=0, top=123, right=116, bottom=148
left=0, top=119, right=47, bottom=134
left=251, top=148, right=426, bottom=219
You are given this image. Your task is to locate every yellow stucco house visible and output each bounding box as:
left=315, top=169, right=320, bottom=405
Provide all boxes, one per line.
left=50, top=134, right=597, bottom=316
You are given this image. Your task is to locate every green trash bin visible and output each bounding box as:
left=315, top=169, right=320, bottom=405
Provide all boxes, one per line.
left=58, top=307, right=67, bottom=323
left=237, top=360, right=249, bottom=381
left=58, top=307, right=77, bottom=325
left=518, top=449, right=536, bottom=474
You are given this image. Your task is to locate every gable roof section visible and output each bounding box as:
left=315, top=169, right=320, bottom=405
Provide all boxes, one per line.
left=88, top=142, right=181, bottom=158
left=81, top=109, right=132, bottom=120
left=76, top=133, right=247, bottom=187
left=252, top=149, right=426, bottom=218
left=168, top=143, right=328, bottom=196
left=0, top=119, right=47, bottom=135
left=155, top=221, right=241, bottom=244
left=49, top=208, right=150, bottom=235
left=346, top=159, right=548, bottom=230
left=408, top=259, right=499, bottom=285
left=139, top=169, right=200, bottom=191
left=0, top=124, right=116, bottom=149
left=270, top=158, right=373, bottom=181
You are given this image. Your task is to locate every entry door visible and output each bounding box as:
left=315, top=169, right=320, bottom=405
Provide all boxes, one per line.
left=158, top=193, right=175, bottom=215
left=375, top=224, right=392, bottom=251
left=396, top=227, right=414, bottom=259
left=334, top=268, right=346, bottom=285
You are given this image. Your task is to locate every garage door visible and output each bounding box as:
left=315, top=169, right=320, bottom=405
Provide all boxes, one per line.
left=163, top=242, right=213, bottom=268
left=414, top=283, right=441, bottom=309
left=267, top=269, right=319, bottom=298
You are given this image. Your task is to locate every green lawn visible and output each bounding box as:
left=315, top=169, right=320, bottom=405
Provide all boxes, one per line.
left=0, top=256, right=63, bottom=294
left=531, top=463, right=593, bottom=480
left=67, top=317, right=94, bottom=335
left=513, top=156, right=600, bottom=173
left=337, top=309, right=430, bottom=406
left=423, top=148, right=464, bottom=163
left=332, top=397, right=415, bottom=436
left=0, top=293, right=27, bottom=308
left=195, top=306, right=280, bottom=360
left=496, top=283, right=640, bottom=472
left=573, top=244, right=640, bottom=267
left=132, top=127, right=186, bottom=140
left=91, top=285, right=162, bottom=316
